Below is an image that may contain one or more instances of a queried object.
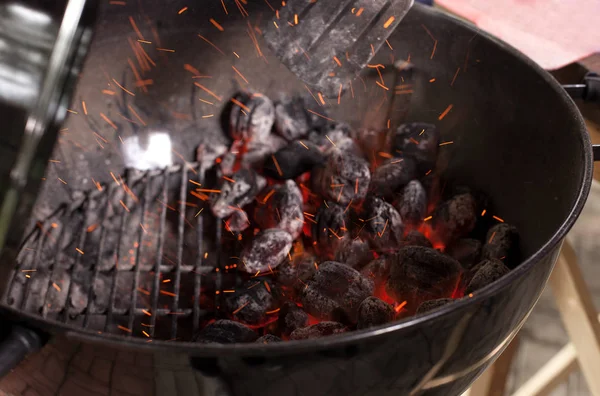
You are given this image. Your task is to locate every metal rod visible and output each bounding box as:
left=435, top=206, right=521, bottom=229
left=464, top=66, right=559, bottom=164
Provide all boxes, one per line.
left=149, top=169, right=170, bottom=337
left=170, top=166, right=188, bottom=338
left=193, top=169, right=205, bottom=333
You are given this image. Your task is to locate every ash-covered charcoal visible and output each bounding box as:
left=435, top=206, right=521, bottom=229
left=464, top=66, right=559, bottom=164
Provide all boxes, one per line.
left=277, top=253, right=317, bottom=289
left=362, top=196, right=404, bottom=252
left=226, top=209, right=250, bottom=233
left=397, top=180, right=427, bottom=226
left=466, top=259, right=510, bottom=294
left=386, top=247, right=463, bottom=310
left=211, top=169, right=266, bottom=218
left=254, top=180, right=304, bottom=239
left=228, top=92, right=275, bottom=142
left=301, top=261, right=374, bottom=322
left=334, top=238, right=372, bottom=270
left=360, top=257, right=390, bottom=290
left=433, top=193, right=477, bottom=244
left=289, top=322, right=347, bottom=340
left=274, top=95, right=325, bottom=141
left=370, top=159, right=417, bottom=199
left=193, top=320, right=258, bottom=344
left=196, top=139, right=229, bottom=171
left=312, top=148, right=371, bottom=205
left=390, top=123, right=440, bottom=172
left=446, top=239, right=482, bottom=270
left=401, top=231, right=433, bottom=249
left=225, top=280, right=276, bottom=325
left=264, top=140, right=325, bottom=180
left=278, top=302, right=309, bottom=336
left=313, top=203, right=349, bottom=258
left=243, top=134, right=288, bottom=168
left=240, top=229, right=293, bottom=274
left=482, top=223, right=520, bottom=267
left=357, top=297, right=395, bottom=329
left=256, top=334, right=282, bottom=344
left=416, top=298, right=454, bottom=315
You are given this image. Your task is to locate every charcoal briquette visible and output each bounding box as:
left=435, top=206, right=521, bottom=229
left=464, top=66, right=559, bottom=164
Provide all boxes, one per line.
left=240, top=229, right=293, bottom=273
left=465, top=259, right=510, bottom=294
left=242, top=134, right=288, bottom=169
left=211, top=169, right=266, bottom=218
left=225, top=280, right=276, bottom=325
left=390, top=123, right=440, bottom=172
left=313, top=202, right=349, bottom=258
left=226, top=209, right=250, bottom=233
left=396, top=180, right=427, bottom=226
left=228, top=92, right=275, bottom=142
left=277, top=253, right=317, bottom=289
left=289, top=321, right=347, bottom=340
left=482, top=223, right=519, bottom=267
left=255, top=180, right=304, bottom=239
left=334, top=238, right=372, bottom=269
left=278, top=302, right=309, bottom=336
left=362, top=196, right=404, bottom=252
left=264, top=140, right=325, bottom=180
left=193, top=320, right=258, bottom=344
left=360, top=257, right=390, bottom=290
left=256, top=334, right=282, bottom=344
left=274, top=95, right=325, bottom=141
left=357, top=297, right=395, bottom=329
left=446, top=238, right=482, bottom=270
left=301, top=261, right=374, bottom=322
left=311, top=148, right=370, bottom=205
left=386, top=246, right=462, bottom=310
left=401, top=231, right=432, bottom=249
left=433, top=193, right=477, bottom=244
left=370, top=159, right=417, bottom=199
left=416, top=298, right=454, bottom=315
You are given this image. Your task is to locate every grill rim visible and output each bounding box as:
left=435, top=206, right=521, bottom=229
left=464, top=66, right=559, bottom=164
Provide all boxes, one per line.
left=0, top=3, right=593, bottom=356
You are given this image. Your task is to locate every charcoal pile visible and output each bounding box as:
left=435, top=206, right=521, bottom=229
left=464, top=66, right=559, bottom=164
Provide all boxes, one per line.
left=188, top=89, right=521, bottom=344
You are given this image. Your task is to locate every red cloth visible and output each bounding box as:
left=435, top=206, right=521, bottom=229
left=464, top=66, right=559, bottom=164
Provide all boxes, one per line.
left=435, top=0, right=600, bottom=69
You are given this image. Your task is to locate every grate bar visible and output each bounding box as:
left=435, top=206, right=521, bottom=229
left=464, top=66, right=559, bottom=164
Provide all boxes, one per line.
left=170, top=166, right=188, bottom=339
left=192, top=170, right=205, bottom=333
left=105, top=176, right=132, bottom=330
left=149, top=169, right=170, bottom=337
left=127, top=173, right=150, bottom=334
left=83, top=185, right=113, bottom=328
left=61, top=197, right=92, bottom=322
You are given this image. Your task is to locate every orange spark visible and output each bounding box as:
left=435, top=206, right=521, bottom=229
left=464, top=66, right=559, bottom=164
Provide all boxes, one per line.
left=383, top=16, right=395, bottom=29
left=119, top=200, right=130, bottom=212
left=102, top=90, right=116, bottom=96
left=231, top=97, right=250, bottom=112
left=385, top=39, right=393, bottom=50
left=338, top=84, right=343, bottom=105
left=232, top=66, right=249, bottom=84
left=264, top=281, right=271, bottom=293
left=142, top=309, right=152, bottom=316
left=178, top=6, right=188, bottom=14
left=127, top=105, right=147, bottom=126
left=52, top=283, right=61, bottom=292
left=210, top=18, right=224, bottom=31
left=87, top=224, right=98, bottom=233
left=430, top=78, right=436, bottom=83
left=223, top=176, right=236, bottom=183
left=317, top=92, right=326, bottom=105
left=356, top=7, right=364, bottom=16
left=118, top=325, right=132, bottom=333
left=100, top=113, right=118, bottom=130
left=160, top=290, right=176, bottom=297
left=333, top=56, right=342, bottom=67
left=194, top=82, right=223, bottom=101
left=481, top=209, right=487, bottom=216
left=233, top=302, right=250, bottom=314
left=75, top=248, right=84, bottom=255
left=137, top=287, right=150, bottom=295
left=266, top=308, right=281, bottom=314
left=129, top=16, right=144, bottom=40
left=197, top=189, right=221, bottom=193
left=142, top=331, right=151, bottom=338
left=82, top=101, right=88, bottom=115
left=299, top=141, right=309, bottom=150
left=262, top=189, right=276, bottom=204
left=326, top=135, right=336, bottom=147
left=156, top=48, right=175, bottom=52
left=489, top=231, right=497, bottom=244
left=198, top=34, right=225, bottom=55
left=58, top=178, right=67, bottom=185
left=451, top=67, right=460, bottom=87
left=112, top=79, right=135, bottom=96
left=221, top=0, right=229, bottom=13
left=493, top=216, right=505, bottom=223
left=439, top=141, right=454, bottom=146
left=438, top=104, right=453, bottom=120
left=424, top=216, right=433, bottom=222
left=395, top=301, right=407, bottom=313
left=66, top=109, right=78, bottom=114
left=375, top=81, right=389, bottom=90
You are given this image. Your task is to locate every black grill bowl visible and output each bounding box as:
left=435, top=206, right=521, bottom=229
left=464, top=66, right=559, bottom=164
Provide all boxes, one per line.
left=0, top=2, right=592, bottom=396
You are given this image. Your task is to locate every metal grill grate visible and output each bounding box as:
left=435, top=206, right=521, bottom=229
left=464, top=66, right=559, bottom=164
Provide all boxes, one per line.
left=3, top=163, right=228, bottom=341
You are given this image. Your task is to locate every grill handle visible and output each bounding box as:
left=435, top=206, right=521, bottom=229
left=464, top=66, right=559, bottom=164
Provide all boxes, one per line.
left=0, top=323, right=46, bottom=377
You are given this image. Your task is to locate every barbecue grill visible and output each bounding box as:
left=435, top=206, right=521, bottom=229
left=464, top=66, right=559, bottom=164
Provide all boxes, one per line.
left=0, top=1, right=598, bottom=395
